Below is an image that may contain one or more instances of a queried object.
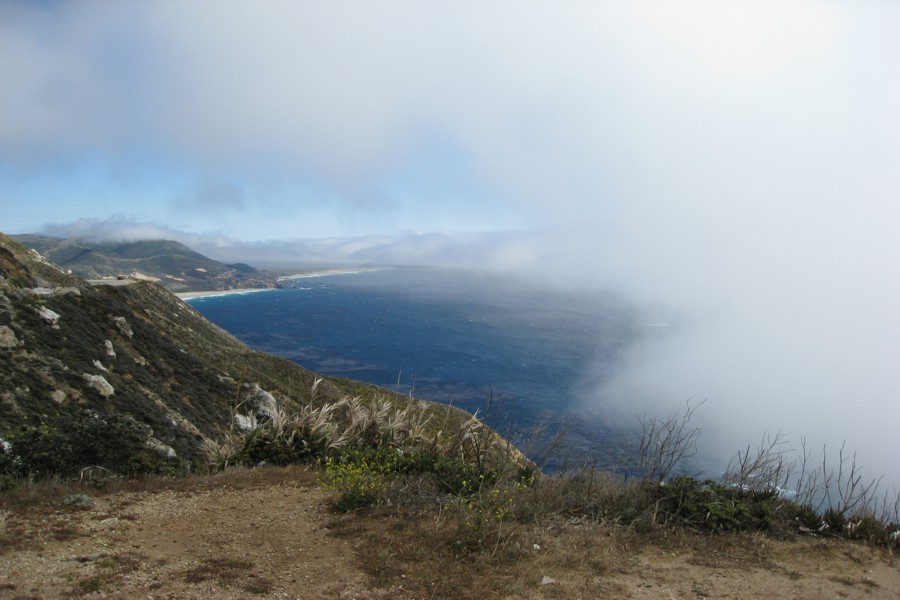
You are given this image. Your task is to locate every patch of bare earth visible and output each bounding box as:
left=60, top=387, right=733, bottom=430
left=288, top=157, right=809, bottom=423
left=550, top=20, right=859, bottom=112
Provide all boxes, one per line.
left=1, top=467, right=898, bottom=599
left=0, top=468, right=407, bottom=599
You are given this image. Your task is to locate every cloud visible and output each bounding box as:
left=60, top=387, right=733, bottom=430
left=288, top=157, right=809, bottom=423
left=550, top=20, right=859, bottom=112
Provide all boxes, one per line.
left=37, top=217, right=539, bottom=271
left=170, top=181, right=246, bottom=213
left=40, top=217, right=234, bottom=249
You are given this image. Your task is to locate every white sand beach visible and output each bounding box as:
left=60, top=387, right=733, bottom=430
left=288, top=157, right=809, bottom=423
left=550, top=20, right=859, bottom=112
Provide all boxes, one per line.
left=177, top=288, right=276, bottom=301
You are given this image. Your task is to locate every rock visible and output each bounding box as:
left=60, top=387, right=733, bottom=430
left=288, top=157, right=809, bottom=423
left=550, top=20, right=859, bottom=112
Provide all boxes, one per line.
left=146, top=438, right=177, bottom=459
left=104, top=339, right=116, bottom=357
left=61, top=493, right=95, bottom=507
left=83, top=373, right=114, bottom=397
left=22, top=287, right=54, bottom=297
left=0, top=325, right=19, bottom=348
left=36, top=306, right=61, bottom=324
left=50, top=389, right=66, bottom=404
left=53, top=286, right=81, bottom=297
left=111, top=315, right=133, bottom=338
left=244, top=383, right=279, bottom=420
left=540, top=576, right=557, bottom=585
left=93, top=360, right=108, bottom=372
left=234, top=413, right=257, bottom=432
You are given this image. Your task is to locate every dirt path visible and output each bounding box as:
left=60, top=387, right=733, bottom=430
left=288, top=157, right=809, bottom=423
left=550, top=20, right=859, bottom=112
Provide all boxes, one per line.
left=0, top=469, right=401, bottom=599
left=1, top=468, right=898, bottom=599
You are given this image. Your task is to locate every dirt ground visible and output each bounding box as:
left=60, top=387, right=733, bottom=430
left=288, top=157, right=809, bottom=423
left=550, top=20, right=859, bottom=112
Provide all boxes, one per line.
left=0, top=467, right=897, bottom=599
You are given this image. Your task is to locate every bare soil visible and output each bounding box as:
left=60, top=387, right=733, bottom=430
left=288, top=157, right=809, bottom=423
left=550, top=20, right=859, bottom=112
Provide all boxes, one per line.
left=0, top=467, right=897, bottom=599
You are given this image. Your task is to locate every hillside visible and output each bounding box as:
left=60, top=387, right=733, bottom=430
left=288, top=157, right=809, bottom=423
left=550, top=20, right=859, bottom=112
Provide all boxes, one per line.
left=10, top=234, right=273, bottom=293
left=0, top=231, right=455, bottom=469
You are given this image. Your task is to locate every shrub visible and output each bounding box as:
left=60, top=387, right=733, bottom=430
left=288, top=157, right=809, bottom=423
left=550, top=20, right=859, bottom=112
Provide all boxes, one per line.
left=451, top=474, right=533, bottom=554
left=2, top=409, right=170, bottom=479
left=324, top=449, right=395, bottom=511
left=653, top=476, right=786, bottom=532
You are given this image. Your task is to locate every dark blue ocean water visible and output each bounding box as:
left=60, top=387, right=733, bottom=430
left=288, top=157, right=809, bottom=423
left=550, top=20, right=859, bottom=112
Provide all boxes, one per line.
left=186, top=268, right=640, bottom=468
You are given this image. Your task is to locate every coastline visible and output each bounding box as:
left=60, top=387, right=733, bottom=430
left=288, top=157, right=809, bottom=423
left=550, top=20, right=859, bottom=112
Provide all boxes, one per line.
left=177, top=288, right=276, bottom=301
left=177, top=267, right=388, bottom=301
left=275, top=266, right=388, bottom=281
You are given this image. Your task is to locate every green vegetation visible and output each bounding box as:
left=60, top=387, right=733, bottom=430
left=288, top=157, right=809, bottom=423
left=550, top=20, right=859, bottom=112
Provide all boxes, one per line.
left=201, top=380, right=898, bottom=552
left=0, top=409, right=179, bottom=482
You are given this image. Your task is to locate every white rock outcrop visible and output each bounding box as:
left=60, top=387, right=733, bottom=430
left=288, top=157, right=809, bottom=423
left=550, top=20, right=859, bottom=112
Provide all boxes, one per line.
left=146, top=438, right=177, bottom=459
left=234, top=413, right=257, bottom=432
left=244, top=383, right=279, bottom=420
left=23, top=287, right=54, bottom=297
left=36, top=306, right=61, bottom=325
left=53, top=287, right=81, bottom=297
left=83, top=374, right=114, bottom=397
left=104, top=339, right=116, bottom=357
left=111, top=316, right=133, bottom=338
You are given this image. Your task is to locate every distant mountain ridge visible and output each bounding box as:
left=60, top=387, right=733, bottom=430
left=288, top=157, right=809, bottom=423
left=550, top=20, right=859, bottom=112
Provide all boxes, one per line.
left=10, top=234, right=274, bottom=292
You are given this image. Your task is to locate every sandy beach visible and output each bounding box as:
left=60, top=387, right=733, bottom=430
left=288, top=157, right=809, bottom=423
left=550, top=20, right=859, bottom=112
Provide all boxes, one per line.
left=177, top=288, right=276, bottom=301
left=177, top=267, right=388, bottom=301
left=275, top=267, right=387, bottom=281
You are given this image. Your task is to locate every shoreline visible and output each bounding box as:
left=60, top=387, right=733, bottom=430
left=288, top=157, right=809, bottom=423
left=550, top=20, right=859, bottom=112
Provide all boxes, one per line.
left=177, top=267, right=388, bottom=301
left=177, top=288, right=277, bottom=301
left=275, top=266, right=388, bottom=281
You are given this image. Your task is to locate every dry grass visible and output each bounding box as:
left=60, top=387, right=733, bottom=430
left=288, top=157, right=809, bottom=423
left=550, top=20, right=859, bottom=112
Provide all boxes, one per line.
left=329, top=502, right=650, bottom=600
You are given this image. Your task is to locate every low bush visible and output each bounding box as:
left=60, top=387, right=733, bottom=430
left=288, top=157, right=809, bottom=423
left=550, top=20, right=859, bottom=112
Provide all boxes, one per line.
left=1, top=409, right=177, bottom=479
left=323, top=445, right=505, bottom=512
left=651, top=476, right=786, bottom=532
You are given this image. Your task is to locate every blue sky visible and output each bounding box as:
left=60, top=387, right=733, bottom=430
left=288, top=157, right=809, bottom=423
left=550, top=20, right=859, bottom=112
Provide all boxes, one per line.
left=2, top=1, right=900, bottom=483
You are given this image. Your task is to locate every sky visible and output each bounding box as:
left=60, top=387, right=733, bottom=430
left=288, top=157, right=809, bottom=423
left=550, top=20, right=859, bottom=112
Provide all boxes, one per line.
left=2, top=1, right=899, bottom=487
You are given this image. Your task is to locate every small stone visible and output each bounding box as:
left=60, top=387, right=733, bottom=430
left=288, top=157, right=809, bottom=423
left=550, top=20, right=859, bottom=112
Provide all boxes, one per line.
left=540, top=576, right=557, bottom=586
left=61, top=493, right=95, bottom=507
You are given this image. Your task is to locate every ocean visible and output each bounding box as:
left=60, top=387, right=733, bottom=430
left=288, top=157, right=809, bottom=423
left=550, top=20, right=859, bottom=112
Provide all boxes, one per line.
left=185, top=267, right=643, bottom=469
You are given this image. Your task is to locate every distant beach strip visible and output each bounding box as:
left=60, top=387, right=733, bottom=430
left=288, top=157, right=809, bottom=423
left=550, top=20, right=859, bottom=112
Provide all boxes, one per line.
left=275, top=267, right=389, bottom=281
left=177, top=288, right=276, bottom=301
left=177, top=267, right=389, bottom=302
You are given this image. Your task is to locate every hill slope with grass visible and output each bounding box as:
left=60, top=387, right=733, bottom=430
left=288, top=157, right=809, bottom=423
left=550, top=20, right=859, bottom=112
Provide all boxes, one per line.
left=0, top=231, right=486, bottom=478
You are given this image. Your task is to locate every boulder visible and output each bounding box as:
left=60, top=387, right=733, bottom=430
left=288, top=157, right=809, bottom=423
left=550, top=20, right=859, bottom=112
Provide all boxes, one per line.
left=244, top=383, right=279, bottom=420
left=111, top=315, right=133, bottom=338
left=83, top=373, right=114, bottom=397
left=36, top=306, right=61, bottom=325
